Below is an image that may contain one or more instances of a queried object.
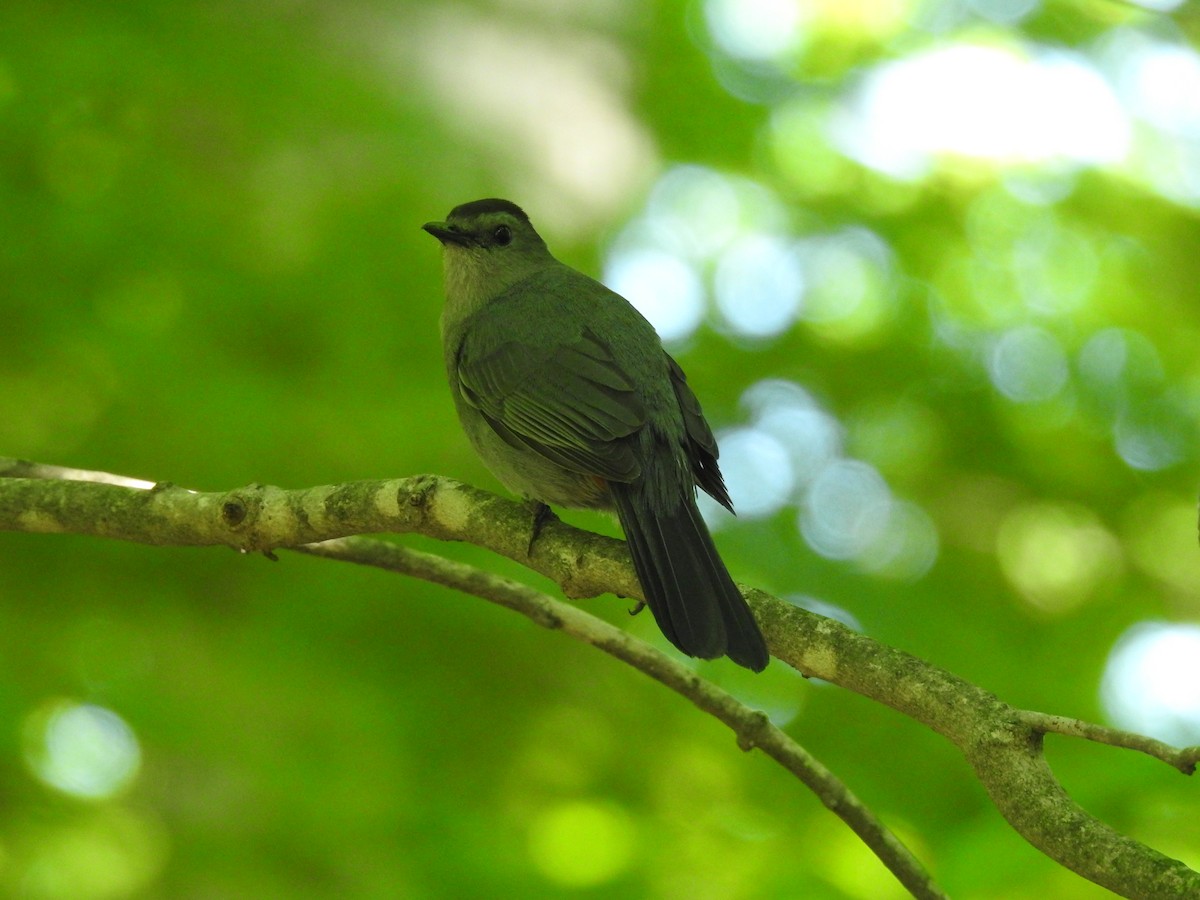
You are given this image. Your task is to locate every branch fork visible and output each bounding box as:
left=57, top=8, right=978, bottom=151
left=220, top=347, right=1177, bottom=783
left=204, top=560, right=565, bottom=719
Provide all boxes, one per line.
left=2, top=458, right=1197, bottom=899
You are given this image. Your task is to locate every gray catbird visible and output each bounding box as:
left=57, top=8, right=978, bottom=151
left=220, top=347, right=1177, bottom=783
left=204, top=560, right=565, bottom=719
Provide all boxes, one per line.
left=424, top=198, right=768, bottom=671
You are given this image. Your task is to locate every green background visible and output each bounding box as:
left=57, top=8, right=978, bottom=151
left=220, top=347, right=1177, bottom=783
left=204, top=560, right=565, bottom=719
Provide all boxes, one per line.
left=3, top=1, right=1200, bottom=897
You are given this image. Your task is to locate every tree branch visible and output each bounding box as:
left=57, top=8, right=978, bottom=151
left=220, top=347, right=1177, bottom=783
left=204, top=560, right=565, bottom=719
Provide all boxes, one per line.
left=2, top=459, right=1198, bottom=898
left=296, top=537, right=946, bottom=900
left=1019, top=711, right=1200, bottom=775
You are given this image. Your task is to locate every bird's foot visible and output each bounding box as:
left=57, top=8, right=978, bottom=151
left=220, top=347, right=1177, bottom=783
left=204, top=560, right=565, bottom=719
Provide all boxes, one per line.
left=526, top=501, right=558, bottom=556
left=627, top=600, right=646, bottom=616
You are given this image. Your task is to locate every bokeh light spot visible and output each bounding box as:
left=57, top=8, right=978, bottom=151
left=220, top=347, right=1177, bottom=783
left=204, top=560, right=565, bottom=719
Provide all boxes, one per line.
left=768, top=100, right=856, bottom=198
left=1077, top=327, right=1164, bottom=396
left=1114, top=401, right=1189, bottom=471
left=799, top=230, right=889, bottom=319
left=987, top=324, right=1068, bottom=402
left=836, top=43, right=1129, bottom=178
left=967, top=0, right=1041, bottom=26
left=527, top=801, right=635, bottom=887
left=713, top=233, right=805, bottom=338
left=799, top=460, right=891, bottom=560
left=1012, top=221, right=1098, bottom=315
left=849, top=399, right=941, bottom=479
left=861, top=500, right=940, bottom=580
left=24, top=700, right=141, bottom=800
left=796, top=228, right=896, bottom=341
left=755, top=405, right=842, bottom=486
left=604, top=248, right=705, bottom=343
left=1119, top=42, right=1200, bottom=134
left=643, top=166, right=744, bottom=260
left=735, top=379, right=937, bottom=576
left=1122, top=493, right=1200, bottom=596
left=996, top=503, right=1121, bottom=614
left=704, top=0, right=808, bottom=62
left=741, top=379, right=843, bottom=485
left=606, top=167, right=800, bottom=344
left=715, top=427, right=795, bottom=520
left=1102, top=622, right=1200, bottom=745
left=19, top=807, right=168, bottom=900
left=413, top=8, right=655, bottom=232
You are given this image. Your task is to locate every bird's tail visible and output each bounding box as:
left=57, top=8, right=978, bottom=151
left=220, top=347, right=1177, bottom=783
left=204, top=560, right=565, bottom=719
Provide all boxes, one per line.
left=610, top=483, right=768, bottom=671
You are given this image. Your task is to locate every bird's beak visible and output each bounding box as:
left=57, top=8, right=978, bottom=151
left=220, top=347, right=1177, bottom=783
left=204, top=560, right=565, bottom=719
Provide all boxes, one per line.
left=422, top=221, right=472, bottom=247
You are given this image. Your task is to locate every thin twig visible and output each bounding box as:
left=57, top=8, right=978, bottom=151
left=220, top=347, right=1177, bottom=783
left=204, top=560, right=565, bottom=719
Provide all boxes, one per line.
left=3, top=460, right=1200, bottom=897
left=296, top=537, right=948, bottom=900
left=1020, top=711, right=1200, bottom=775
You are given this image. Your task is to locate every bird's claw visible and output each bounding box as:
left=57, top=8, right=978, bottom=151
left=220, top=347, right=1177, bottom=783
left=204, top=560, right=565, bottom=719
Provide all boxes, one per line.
left=527, top=501, right=557, bottom=555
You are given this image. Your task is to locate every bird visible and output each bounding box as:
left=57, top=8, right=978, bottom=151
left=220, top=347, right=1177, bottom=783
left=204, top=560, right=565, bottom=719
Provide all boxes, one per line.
left=424, top=198, right=768, bottom=671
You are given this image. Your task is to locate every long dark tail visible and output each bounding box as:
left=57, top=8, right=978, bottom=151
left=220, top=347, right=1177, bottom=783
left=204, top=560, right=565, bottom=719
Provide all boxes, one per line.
left=610, top=483, right=768, bottom=671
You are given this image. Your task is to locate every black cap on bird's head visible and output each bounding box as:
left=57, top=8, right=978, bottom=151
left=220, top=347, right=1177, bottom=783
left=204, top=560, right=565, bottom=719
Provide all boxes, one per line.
left=422, top=198, right=544, bottom=254
left=424, top=199, right=555, bottom=304
left=447, top=198, right=530, bottom=222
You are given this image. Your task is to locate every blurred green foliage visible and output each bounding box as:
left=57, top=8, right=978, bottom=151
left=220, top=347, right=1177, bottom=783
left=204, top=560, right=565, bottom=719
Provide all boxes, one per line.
left=3, top=1, right=1200, bottom=897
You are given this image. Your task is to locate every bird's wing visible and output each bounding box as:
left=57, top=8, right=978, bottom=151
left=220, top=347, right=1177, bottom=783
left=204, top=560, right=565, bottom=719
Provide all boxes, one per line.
left=456, top=325, right=647, bottom=483
left=667, top=354, right=733, bottom=512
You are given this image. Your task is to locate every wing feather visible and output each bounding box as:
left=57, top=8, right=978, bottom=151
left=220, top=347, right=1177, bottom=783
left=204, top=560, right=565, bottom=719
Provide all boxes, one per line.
left=457, top=326, right=646, bottom=483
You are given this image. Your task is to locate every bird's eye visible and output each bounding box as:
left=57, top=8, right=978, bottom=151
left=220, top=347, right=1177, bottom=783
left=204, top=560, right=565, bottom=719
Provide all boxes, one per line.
left=493, top=225, right=512, bottom=246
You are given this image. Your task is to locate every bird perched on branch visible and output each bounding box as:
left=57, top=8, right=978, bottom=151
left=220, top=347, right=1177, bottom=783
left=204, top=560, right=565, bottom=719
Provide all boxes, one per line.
left=424, top=199, right=768, bottom=671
